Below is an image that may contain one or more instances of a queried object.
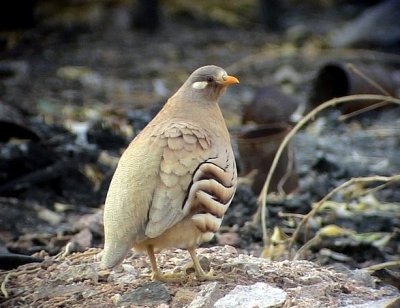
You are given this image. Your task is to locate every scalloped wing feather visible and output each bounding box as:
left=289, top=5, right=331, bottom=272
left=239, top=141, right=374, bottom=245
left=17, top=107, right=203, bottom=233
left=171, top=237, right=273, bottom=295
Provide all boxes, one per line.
left=145, top=123, right=212, bottom=238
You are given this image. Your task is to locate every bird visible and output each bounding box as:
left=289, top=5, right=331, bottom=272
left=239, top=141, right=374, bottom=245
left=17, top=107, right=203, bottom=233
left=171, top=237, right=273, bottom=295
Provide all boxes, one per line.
left=100, top=65, right=239, bottom=281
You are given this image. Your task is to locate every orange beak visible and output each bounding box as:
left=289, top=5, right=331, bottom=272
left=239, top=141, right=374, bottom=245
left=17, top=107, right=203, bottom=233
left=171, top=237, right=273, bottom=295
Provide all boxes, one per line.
left=221, top=75, right=240, bottom=86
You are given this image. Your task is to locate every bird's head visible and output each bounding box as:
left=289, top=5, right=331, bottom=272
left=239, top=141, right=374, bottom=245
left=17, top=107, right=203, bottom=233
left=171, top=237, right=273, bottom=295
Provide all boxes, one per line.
left=182, top=65, right=239, bottom=102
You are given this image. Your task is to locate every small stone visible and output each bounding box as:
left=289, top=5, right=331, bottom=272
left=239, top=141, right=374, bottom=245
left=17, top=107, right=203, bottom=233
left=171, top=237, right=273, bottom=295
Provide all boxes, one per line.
left=54, top=264, right=98, bottom=283
left=111, top=294, right=122, bottom=305
left=298, top=274, right=323, bottom=285
left=220, top=245, right=238, bottom=256
left=221, top=255, right=264, bottom=278
left=69, top=228, right=93, bottom=251
left=340, top=296, right=400, bottom=308
left=174, top=288, right=197, bottom=306
left=122, top=264, right=138, bottom=275
left=217, top=232, right=240, bottom=246
left=74, top=211, right=104, bottom=236
left=106, top=264, right=139, bottom=283
left=116, top=281, right=171, bottom=306
left=214, top=282, right=287, bottom=308
left=188, top=282, right=220, bottom=308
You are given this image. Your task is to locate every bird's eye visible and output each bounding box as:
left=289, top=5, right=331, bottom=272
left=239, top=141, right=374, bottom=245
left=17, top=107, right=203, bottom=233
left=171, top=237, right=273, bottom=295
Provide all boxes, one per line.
left=206, top=76, right=214, bottom=82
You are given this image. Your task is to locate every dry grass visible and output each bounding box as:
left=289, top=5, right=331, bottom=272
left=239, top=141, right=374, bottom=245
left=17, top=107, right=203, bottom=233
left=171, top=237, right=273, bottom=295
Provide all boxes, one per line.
left=256, top=94, right=400, bottom=257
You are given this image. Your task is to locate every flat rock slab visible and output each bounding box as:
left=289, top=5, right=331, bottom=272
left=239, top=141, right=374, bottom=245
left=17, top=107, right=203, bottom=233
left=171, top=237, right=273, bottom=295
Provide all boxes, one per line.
left=113, top=281, right=171, bottom=306
left=214, top=282, right=287, bottom=308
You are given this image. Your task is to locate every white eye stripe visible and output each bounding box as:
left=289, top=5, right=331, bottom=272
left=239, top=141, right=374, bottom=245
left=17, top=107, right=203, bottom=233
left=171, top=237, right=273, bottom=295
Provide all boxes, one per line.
left=192, top=81, right=208, bottom=89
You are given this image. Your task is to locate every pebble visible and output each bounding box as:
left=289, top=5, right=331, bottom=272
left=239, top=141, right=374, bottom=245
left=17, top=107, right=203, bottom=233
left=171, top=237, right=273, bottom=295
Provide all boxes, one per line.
left=214, top=282, right=287, bottom=308
left=188, top=282, right=220, bottom=308
left=53, top=264, right=98, bottom=283
left=114, top=281, right=171, bottom=306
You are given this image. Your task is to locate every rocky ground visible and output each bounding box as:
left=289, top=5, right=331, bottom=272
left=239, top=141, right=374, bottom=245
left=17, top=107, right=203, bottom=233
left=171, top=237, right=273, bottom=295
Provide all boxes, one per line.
left=1, top=246, right=399, bottom=307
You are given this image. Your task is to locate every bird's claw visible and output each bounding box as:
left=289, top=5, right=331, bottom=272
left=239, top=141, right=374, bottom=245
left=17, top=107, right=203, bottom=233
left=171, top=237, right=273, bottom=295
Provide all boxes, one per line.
left=194, top=268, right=223, bottom=281
left=151, top=270, right=185, bottom=283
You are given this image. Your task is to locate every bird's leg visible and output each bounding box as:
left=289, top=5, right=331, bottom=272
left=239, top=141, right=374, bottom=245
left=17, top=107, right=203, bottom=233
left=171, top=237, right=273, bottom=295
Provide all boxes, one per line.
left=146, top=245, right=184, bottom=282
left=188, top=247, right=222, bottom=281
left=146, top=245, right=162, bottom=280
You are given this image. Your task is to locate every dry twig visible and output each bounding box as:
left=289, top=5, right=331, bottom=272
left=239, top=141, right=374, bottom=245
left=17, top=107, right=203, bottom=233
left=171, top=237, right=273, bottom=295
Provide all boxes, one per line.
left=363, top=261, right=400, bottom=273
left=290, top=175, right=400, bottom=259
left=1, top=267, right=40, bottom=299
left=257, top=94, right=400, bottom=249
left=339, top=63, right=392, bottom=121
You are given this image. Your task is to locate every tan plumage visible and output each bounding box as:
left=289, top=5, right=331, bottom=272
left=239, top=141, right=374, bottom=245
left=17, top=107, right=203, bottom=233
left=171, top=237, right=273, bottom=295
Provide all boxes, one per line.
left=101, top=65, right=239, bottom=281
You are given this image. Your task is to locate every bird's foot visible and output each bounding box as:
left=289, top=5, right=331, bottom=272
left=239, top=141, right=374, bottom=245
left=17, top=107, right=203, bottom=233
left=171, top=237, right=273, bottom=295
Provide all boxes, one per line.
left=151, top=270, right=186, bottom=283
left=147, top=268, right=221, bottom=282
left=194, top=268, right=222, bottom=281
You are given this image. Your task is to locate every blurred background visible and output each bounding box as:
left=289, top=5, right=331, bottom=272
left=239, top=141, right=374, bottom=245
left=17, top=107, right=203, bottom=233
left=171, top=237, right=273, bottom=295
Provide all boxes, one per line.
left=0, top=0, right=399, bottom=277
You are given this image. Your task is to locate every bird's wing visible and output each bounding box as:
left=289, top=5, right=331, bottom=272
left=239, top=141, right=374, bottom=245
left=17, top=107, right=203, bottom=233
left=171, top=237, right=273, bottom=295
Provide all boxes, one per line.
left=145, top=122, right=211, bottom=237
left=145, top=122, right=237, bottom=238
left=183, top=144, right=237, bottom=235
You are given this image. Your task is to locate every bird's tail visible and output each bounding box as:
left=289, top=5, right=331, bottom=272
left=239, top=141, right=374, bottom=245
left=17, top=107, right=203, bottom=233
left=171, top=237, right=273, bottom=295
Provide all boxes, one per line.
left=100, top=239, right=132, bottom=269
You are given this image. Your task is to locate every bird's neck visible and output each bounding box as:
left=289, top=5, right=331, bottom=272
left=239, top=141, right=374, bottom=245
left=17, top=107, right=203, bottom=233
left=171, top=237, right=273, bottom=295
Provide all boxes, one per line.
left=154, top=95, right=227, bottom=134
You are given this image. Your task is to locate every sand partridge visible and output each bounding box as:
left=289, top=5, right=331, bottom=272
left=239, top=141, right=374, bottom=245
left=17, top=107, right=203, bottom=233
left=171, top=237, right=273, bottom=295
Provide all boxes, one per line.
left=101, top=65, right=239, bottom=281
